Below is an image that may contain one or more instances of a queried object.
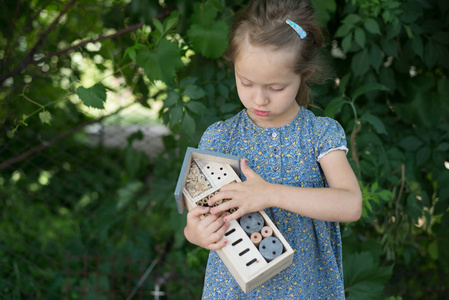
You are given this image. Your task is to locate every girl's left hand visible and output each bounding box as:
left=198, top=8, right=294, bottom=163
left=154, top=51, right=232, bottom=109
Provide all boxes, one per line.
left=208, top=158, right=273, bottom=222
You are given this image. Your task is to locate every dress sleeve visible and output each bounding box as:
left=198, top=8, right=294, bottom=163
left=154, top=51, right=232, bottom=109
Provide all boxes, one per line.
left=313, top=117, right=348, bottom=161
left=198, top=121, right=228, bottom=153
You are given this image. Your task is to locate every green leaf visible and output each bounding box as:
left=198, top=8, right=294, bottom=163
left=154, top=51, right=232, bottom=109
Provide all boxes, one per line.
left=342, top=32, right=353, bottom=53
left=181, top=111, right=195, bottom=135
left=428, top=240, right=439, bottom=260
left=325, top=97, right=347, bottom=118
left=354, top=27, right=366, bottom=48
left=369, top=44, right=383, bottom=72
left=183, top=85, right=206, bottom=99
left=220, top=103, right=240, bottom=114
left=352, top=83, right=389, bottom=101
left=335, top=23, right=353, bottom=38
left=344, top=252, right=393, bottom=300
left=180, top=76, right=197, bottom=89
left=424, top=41, right=438, bottom=68
left=386, top=22, right=402, bottom=40
left=381, top=38, right=398, bottom=57
left=164, top=91, right=179, bottom=107
left=116, top=180, right=144, bottom=210
left=432, top=31, right=449, bottom=45
left=361, top=112, right=388, bottom=135
left=435, top=142, right=449, bottom=152
left=364, top=18, right=381, bottom=35
left=125, top=46, right=136, bottom=60
left=378, top=189, right=393, bottom=201
left=416, top=146, right=431, bottom=165
left=412, top=36, right=423, bottom=58
left=342, top=14, right=361, bottom=25
left=152, top=18, right=164, bottom=34
left=169, top=105, right=183, bottom=125
left=311, top=0, right=336, bottom=26
left=351, top=49, right=370, bottom=77
left=185, top=101, right=207, bottom=115
left=187, top=21, right=229, bottom=59
left=38, top=110, right=52, bottom=125
left=397, top=136, right=423, bottom=151
left=379, top=66, right=396, bottom=92
left=339, top=73, right=351, bottom=94
left=163, top=11, right=179, bottom=33
left=406, top=194, right=422, bottom=222
left=191, top=0, right=220, bottom=27
left=76, top=83, right=107, bottom=109
left=136, top=39, right=183, bottom=82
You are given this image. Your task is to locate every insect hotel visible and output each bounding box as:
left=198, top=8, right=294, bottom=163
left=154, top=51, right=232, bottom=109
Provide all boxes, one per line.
left=174, top=147, right=294, bottom=293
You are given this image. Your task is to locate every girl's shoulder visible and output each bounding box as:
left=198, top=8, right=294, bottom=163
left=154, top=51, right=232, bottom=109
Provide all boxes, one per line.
left=205, top=110, right=246, bottom=133
left=301, top=108, right=345, bottom=137
left=198, top=110, right=246, bottom=152
left=300, top=108, right=348, bottom=160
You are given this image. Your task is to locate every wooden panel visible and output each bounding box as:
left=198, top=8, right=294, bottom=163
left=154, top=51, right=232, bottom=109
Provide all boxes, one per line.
left=174, top=148, right=294, bottom=293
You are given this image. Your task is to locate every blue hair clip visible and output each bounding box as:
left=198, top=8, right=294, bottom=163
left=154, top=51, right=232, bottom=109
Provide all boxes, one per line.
left=286, top=19, right=307, bottom=39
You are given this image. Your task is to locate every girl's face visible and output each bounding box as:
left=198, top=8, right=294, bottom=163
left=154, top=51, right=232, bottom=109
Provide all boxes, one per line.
left=234, top=40, right=302, bottom=128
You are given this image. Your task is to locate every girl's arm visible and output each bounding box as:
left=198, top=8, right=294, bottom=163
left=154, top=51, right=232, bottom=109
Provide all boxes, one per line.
left=208, top=150, right=362, bottom=223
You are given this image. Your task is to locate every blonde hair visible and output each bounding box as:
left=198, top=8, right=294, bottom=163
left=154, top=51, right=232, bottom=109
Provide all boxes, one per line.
left=224, top=0, right=325, bottom=107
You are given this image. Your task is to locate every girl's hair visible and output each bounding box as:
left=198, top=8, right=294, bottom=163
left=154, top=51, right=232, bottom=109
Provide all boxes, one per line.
left=224, top=0, right=325, bottom=107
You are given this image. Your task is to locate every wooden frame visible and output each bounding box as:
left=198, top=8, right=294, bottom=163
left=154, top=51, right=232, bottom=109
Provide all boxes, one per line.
left=174, top=148, right=294, bottom=293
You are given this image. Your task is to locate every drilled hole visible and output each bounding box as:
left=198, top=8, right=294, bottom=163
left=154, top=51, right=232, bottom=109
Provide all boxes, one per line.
left=225, top=229, right=236, bottom=236
left=246, top=258, right=257, bottom=266
left=232, top=238, right=243, bottom=246
left=239, top=249, right=250, bottom=256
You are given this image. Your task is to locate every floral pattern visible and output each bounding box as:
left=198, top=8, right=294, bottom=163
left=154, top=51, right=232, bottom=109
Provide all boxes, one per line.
left=198, top=107, right=348, bottom=299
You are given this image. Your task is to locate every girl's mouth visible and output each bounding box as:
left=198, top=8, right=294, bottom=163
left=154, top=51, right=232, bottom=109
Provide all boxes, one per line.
left=254, top=109, right=269, bottom=117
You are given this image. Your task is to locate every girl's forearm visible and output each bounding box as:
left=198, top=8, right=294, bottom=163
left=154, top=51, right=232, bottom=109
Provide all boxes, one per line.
left=267, top=183, right=362, bottom=223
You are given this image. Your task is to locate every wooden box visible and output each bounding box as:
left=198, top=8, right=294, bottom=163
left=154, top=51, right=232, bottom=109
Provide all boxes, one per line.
left=174, top=147, right=294, bottom=293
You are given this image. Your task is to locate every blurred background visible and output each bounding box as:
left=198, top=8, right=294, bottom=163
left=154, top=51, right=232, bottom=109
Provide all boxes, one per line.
left=0, top=0, right=448, bottom=299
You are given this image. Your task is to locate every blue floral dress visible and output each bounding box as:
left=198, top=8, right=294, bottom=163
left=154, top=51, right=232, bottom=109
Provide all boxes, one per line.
left=198, top=107, right=348, bottom=299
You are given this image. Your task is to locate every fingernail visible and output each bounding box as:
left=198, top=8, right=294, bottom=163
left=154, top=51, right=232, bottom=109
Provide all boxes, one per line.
left=210, top=208, right=214, bottom=213
left=224, top=240, right=227, bottom=244
left=224, top=218, right=227, bottom=222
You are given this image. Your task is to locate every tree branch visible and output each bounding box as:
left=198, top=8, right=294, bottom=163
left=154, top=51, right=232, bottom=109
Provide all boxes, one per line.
left=0, top=0, right=77, bottom=85
left=1, top=0, right=21, bottom=74
left=350, top=120, right=361, bottom=178
left=0, top=91, right=164, bottom=171
left=33, top=22, right=144, bottom=65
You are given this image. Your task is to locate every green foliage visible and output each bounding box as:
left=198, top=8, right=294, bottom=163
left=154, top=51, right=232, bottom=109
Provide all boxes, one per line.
left=1, top=0, right=448, bottom=298
left=76, top=84, right=107, bottom=109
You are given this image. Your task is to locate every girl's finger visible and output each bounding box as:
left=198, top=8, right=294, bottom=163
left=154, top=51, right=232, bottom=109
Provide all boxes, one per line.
left=207, top=238, right=228, bottom=251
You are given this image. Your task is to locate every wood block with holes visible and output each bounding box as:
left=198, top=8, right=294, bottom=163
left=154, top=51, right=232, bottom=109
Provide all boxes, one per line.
left=174, top=147, right=294, bottom=294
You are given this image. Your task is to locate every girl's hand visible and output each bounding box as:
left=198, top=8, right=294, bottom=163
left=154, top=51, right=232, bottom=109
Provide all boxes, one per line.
left=208, top=158, right=273, bottom=222
left=184, top=206, right=230, bottom=250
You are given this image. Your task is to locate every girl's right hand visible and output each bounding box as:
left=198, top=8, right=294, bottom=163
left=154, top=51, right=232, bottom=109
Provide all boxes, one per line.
left=184, top=206, right=230, bottom=250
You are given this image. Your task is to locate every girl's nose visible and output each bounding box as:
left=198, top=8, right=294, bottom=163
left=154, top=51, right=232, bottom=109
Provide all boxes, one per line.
left=254, top=88, right=269, bottom=106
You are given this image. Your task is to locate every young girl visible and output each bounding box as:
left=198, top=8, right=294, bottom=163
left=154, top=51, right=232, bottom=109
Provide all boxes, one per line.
left=184, top=0, right=362, bottom=298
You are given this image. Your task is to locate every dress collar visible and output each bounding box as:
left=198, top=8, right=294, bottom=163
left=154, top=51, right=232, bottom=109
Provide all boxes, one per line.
left=242, top=107, right=306, bottom=132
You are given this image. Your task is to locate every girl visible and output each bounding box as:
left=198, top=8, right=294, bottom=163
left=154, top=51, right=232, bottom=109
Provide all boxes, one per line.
left=184, top=0, right=362, bottom=298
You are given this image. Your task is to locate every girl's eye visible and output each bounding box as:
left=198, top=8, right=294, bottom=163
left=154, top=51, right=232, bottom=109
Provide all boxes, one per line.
left=270, top=87, right=285, bottom=92
left=241, top=81, right=252, bottom=87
